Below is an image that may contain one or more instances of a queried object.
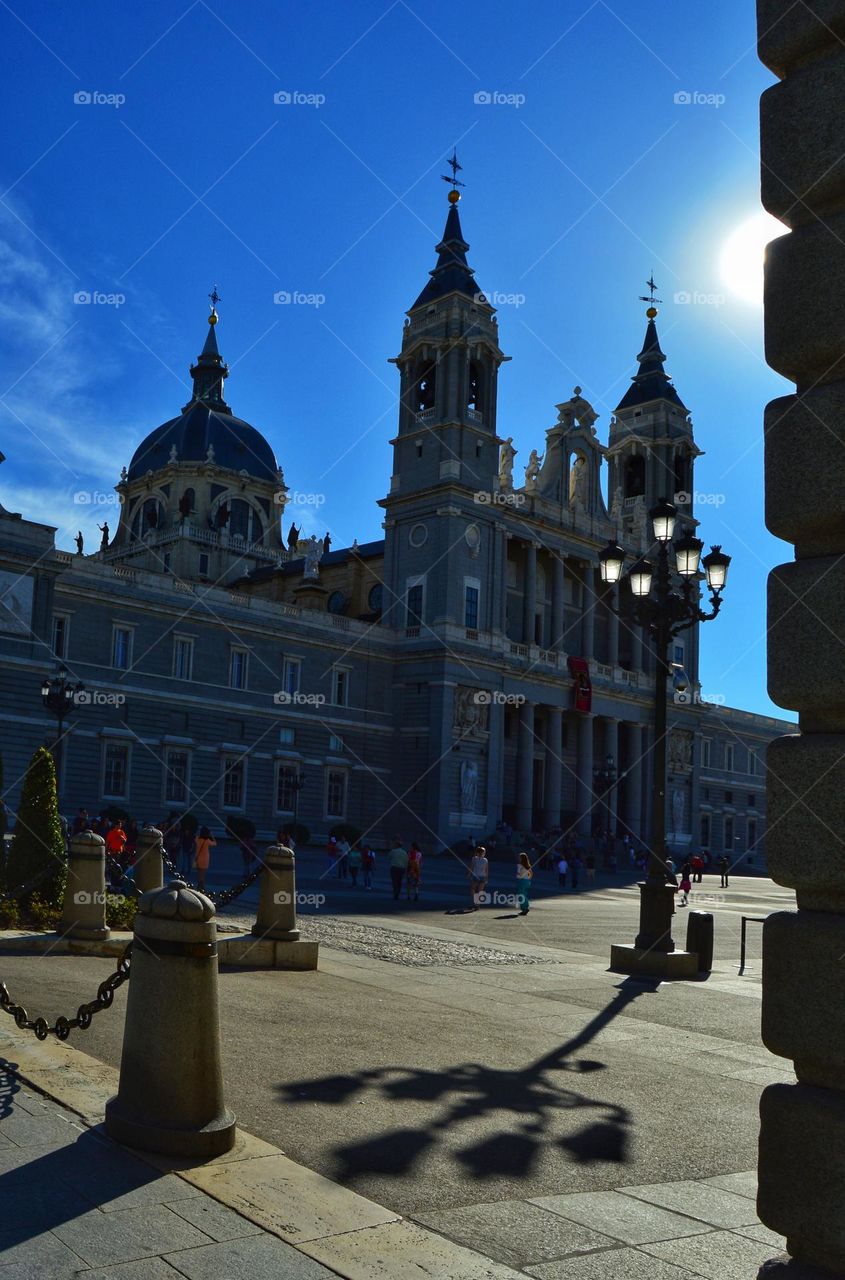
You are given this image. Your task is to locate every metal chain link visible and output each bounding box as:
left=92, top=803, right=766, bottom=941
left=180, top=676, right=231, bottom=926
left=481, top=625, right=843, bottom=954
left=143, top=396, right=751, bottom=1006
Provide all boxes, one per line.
left=160, top=850, right=263, bottom=908
left=103, top=850, right=142, bottom=897
left=0, top=942, right=132, bottom=1041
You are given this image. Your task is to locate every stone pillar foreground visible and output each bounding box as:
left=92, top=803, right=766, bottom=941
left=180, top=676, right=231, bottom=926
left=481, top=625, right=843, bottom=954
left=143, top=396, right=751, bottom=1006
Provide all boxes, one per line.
left=61, top=831, right=109, bottom=941
left=756, top=2, right=845, bottom=1274
left=105, top=880, right=236, bottom=1157
left=252, top=845, right=301, bottom=941
left=133, top=826, right=163, bottom=895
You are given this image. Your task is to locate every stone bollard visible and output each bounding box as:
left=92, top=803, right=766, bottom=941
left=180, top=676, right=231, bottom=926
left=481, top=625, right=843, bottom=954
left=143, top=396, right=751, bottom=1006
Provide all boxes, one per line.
left=252, top=844, right=301, bottom=942
left=105, top=880, right=236, bottom=1157
left=133, top=826, right=163, bottom=895
left=61, top=831, right=109, bottom=941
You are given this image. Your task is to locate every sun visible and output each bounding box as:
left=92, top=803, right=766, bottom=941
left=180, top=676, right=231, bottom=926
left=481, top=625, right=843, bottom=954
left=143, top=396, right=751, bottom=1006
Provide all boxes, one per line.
left=719, top=211, right=785, bottom=306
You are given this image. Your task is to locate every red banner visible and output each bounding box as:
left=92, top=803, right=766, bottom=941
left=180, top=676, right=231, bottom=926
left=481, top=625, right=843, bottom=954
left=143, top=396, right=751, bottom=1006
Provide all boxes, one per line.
left=568, top=656, right=592, bottom=713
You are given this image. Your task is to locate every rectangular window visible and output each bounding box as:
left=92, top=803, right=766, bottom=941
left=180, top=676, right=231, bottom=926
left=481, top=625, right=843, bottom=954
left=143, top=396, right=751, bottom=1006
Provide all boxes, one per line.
left=747, top=818, right=757, bottom=851
left=103, top=743, right=128, bottom=798
left=406, top=583, right=423, bottom=628
left=465, top=585, right=479, bottom=630
left=326, top=768, right=347, bottom=819
left=748, top=793, right=756, bottom=807
left=112, top=627, right=132, bottom=670
left=725, top=790, right=733, bottom=805
left=52, top=614, right=68, bottom=659
left=229, top=648, right=248, bottom=690
left=700, top=813, right=711, bottom=847
left=748, top=748, right=757, bottom=776
left=173, top=637, right=193, bottom=681
left=282, top=658, right=301, bottom=696
left=279, top=727, right=295, bottom=746
left=163, top=552, right=171, bottom=573
left=332, top=667, right=349, bottom=707
left=199, top=553, right=209, bottom=577
left=673, top=643, right=685, bottom=665
left=165, top=749, right=189, bottom=805
left=724, top=815, right=734, bottom=851
left=276, top=763, right=298, bottom=812
left=701, top=738, right=711, bottom=769
left=724, top=743, right=734, bottom=772
left=329, top=734, right=344, bottom=752
left=222, top=756, right=245, bottom=808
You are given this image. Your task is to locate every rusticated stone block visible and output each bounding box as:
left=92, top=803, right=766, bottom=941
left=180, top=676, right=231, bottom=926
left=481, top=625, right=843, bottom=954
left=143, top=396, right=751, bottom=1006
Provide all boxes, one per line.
left=761, top=911, right=845, bottom=1084
left=768, top=559, right=845, bottom=729
left=758, top=0, right=845, bottom=79
left=765, top=387, right=845, bottom=554
left=764, top=216, right=845, bottom=388
left=761, top=49, right=845, bottom=227
left=766, top=734, right=845, bottom=907
left=758, top=1082, right=845, bottom=1272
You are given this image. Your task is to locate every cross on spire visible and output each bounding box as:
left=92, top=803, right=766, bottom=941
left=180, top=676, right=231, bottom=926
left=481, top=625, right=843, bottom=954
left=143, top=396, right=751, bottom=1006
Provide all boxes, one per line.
left=208, top=285, right=221, bottom=315
left=639, top=274, right=662, bottom=307
left=441, top=149, right=465, bottom=191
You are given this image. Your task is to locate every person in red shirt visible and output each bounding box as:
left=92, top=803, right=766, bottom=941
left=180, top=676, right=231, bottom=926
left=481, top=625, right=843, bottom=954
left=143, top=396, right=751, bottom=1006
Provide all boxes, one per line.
left=104, top=821, right=127, bottom=887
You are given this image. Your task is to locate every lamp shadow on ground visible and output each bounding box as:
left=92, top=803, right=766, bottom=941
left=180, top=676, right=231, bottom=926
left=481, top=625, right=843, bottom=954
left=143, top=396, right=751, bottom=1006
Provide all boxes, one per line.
left=275, top=976, right=659, bottom=1186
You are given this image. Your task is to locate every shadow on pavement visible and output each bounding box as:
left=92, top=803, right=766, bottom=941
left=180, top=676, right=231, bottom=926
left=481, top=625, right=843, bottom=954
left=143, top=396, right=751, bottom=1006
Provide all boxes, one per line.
left=275, top=976, right=660, bottom=1186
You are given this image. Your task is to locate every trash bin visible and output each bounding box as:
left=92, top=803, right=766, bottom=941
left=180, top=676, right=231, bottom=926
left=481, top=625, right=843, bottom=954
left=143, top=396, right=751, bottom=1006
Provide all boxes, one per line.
left=686, top=910, right=714, bottom=973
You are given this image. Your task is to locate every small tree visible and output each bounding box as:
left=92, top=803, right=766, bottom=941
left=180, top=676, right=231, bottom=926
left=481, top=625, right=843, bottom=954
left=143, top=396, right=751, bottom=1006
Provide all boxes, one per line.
left=6, top=747, right=66, bottom=906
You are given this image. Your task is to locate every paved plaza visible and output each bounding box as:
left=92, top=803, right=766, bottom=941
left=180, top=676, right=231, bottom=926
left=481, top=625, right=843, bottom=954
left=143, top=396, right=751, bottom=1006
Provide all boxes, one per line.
left=0, top=866, right=796, bottom=1277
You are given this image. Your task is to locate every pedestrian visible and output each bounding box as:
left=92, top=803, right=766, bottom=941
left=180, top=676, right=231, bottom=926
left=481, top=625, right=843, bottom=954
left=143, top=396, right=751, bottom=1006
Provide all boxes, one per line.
left=163, top=817, right=181, bottom=873
left=361, top=842, right=375, bottom=889
left=406, top=843, right=422, bottom=901
left=571, top=854, right=582, bottom=890
left=123, top=818, right=139, bottom=872
left=468, top=845, right=489, bottom=909
left=336, top=836, right=350, bottom=879
left=691, top=853, right=704, bottom=883
left=557, top=854, right=568, bottom=889
left=71, top=807, right=90, bottom=836
left=326, top=834, right=338, bottom=875
left=348, top=844, right=362, bottom=887
left=585, top=851, right=596, bottom=883
left=105, top=819, right=127, bottom=887
left=194, top=826, right=216, bottom=891
left=516, top=852, right=533, bottom=915
left=388, top=837, right=408, bottom=901
left=180, top=820, right=195, bottom=878
left=719, top=854, right=730, bottom=888
left=679, top=862, right=692, bottom=906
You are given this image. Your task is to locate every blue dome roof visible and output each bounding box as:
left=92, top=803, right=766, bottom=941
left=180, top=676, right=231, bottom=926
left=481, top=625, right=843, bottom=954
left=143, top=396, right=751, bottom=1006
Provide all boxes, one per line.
left=127, top=402, right=278, bottom=482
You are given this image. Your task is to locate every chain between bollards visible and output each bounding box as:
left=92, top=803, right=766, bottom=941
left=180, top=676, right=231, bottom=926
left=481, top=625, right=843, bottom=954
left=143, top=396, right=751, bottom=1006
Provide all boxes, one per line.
left=160, top=851, right=263, bottom=908
left=0, top=942, right=132, bottom=1041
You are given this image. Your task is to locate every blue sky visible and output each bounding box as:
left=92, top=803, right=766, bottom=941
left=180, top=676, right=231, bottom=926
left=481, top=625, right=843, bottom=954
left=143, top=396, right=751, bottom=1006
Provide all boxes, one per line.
left=0, top=0, right=792, bottom=719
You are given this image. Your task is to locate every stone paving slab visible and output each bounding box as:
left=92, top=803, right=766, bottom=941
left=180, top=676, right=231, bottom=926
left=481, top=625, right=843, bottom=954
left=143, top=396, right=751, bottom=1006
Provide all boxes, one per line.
left=640, top=1228, right=779, bottom=1277
left=525, top=1246, right=700, bottom=1278
left=80, top=1261, right=185, bottom=1280
left=618, top=1179, right=761, bottom=1227
left=413, top=1199, right=616, bottom=1269
left=0, top=1226, right=91, bottom=1278
left=51, top=1204, right=212, bottom=1268
left=529, top=1189, right=713, bottom=1246
left=166, top=1231, right=339, bottom=1279
left=702, top=1169, right=758, bottom=1199
left=168, top=1195, right=266, bottom=1242
left=301, top=1218, right=527, bottom=1279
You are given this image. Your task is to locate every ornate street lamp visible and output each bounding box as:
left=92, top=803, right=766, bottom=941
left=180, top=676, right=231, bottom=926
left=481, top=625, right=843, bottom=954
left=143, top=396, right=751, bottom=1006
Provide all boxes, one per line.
left=600, top=498, right=730, bottom=961
left=593, top=753, right=618, bottom=857
left=40, top=665, right=85, bottom=797
left=291, top=768, right=306, bottom=825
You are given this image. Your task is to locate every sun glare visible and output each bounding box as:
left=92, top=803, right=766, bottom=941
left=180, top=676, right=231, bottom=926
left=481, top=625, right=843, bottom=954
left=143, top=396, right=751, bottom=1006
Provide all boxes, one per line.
left=719, top=211, right=786, bottom=306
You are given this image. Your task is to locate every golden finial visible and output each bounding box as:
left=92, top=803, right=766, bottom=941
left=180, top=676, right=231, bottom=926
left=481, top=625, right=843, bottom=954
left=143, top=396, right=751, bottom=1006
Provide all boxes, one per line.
left=639, top=274, right=662, bottom=318
left=208, top=285, right=221, bottom=325
left=441, top=149, right=465, bottom=203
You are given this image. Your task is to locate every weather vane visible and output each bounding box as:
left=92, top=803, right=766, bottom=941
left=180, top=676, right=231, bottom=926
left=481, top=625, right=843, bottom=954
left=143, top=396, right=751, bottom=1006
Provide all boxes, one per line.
left=441, top=149, right=465, bottom=191
left=209, top=285, right=221, bottom=314
left=639, top=274, right=662, bottom=307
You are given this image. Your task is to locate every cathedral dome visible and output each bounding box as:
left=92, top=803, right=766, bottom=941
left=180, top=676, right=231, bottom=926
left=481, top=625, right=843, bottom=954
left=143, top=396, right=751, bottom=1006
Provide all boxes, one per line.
left=127, top=302, right=278, bottom=483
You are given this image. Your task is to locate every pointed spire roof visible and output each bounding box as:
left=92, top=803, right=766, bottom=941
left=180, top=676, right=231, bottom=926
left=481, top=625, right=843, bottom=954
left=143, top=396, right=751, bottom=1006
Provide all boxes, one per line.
left=410, top=192, right=487, bottom=311
left=184, top=292, right=231, bottom=413
left=616, top=307, right=687, bottom=412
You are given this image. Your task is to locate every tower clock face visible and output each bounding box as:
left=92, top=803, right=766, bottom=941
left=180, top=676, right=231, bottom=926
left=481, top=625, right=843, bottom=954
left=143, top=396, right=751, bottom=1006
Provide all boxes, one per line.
left=368, top=584, right=383, bottom=612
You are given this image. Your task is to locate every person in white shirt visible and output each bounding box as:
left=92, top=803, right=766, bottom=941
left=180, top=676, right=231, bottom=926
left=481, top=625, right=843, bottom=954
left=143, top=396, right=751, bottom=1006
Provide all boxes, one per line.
left=516, top=852, right=533, bottom=915
left=468, top=846, right=489, bottom=909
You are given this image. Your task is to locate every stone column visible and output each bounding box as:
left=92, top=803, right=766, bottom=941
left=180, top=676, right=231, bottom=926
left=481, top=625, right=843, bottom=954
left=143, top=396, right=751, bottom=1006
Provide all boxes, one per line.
left=607, top=598, right=620, bottom=667
left=603, top=717, right=619, bottom=837
left=551, top=553, right=566, bottom=650
left=628, top=619, right=642, bottom=671
left=61, top=832, right=109, bottom=941
left=134, top=827, right=163, bottom=895
left=625, top=724, right=644, bottom=842
left=581, top=565, right=595, bottom=656
left=545, top=706, right=563, bottom=829
left=575, top=713, right=594, bottom=836
left=756, top=5, right=845, bottom=1274
left=515, top=699, right=535, bottom=830
left=523, top=542, right=537, bottom=644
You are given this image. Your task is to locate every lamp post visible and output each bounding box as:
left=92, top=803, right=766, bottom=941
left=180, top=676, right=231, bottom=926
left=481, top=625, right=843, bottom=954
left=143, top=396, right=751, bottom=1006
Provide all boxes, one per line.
left=291, top=768, right=306, bottom=827
left=592, top=753, right=617, bottom=856
left=40, top=665, right=85, bottom=798
left=600, top=499, right=730, bottom=965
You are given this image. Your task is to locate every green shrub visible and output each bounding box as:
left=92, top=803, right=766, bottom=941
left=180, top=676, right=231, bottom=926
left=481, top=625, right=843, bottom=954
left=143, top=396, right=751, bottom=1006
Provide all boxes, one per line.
left=0, top=898, right=20, bottom=929
left=225, top=815, right=256, bottom=843
left=329, top=822, right=361, bottom=845
left=26, top=894, right=61, bottom=931
left=106, top=894, right=137, bottom=930
left=6, top=748, right=66, bottom=906
left=281, top=821, right=310, bottom=847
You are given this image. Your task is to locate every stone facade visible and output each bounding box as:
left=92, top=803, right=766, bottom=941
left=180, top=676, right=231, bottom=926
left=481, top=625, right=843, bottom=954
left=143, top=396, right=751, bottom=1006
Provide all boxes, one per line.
left=0, top=198, right=792, bottom=854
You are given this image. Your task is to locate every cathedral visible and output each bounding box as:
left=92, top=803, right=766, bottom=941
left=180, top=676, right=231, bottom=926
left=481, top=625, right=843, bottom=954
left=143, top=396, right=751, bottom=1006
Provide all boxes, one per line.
left=0, top=181, right=791, bottom=861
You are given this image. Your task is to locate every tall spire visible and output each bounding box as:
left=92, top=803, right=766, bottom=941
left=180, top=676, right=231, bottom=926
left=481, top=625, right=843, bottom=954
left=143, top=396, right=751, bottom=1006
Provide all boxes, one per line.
left=184, top=287, right=231, bottom=413
left=616, top=283, right=686, bottom=412
left=410, top=155, right=488, bottom=311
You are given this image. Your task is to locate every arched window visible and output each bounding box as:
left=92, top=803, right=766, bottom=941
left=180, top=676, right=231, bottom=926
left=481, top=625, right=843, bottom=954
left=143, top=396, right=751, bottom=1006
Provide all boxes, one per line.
left=467, top=360, right=483, bottom=413
left=624, top=455, right=645, bottom=498
left=228, top=498, right=264, bottom=544
left=131, top=497, right=163, bottom=538
left=414, top=359, right=437, bottom=413
left=673, top=454, right=688, bottom=502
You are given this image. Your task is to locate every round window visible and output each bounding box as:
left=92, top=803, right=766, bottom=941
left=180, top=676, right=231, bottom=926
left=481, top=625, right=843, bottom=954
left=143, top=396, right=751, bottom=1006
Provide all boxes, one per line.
left=409, top=522, right=428, bottom=548
left=368, top=583, right=383, bottom=612
left=327, top=590, right=347, bottom=615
